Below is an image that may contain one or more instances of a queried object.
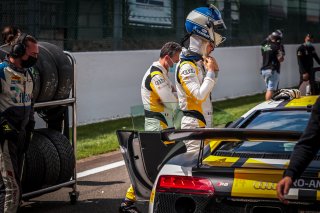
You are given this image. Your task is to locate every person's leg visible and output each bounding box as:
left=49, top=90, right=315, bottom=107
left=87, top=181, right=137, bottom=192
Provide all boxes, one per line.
left=299, top=72, right=304, bottom=88
left=269, top=71, right=280, bottom=100
left=265, top=90, right=273, bottom=101
left=261, top=69, right=280, bottom=100
left=120, top=185, right=139, bottom=213
left=261, top=69, right=274, bottom=100
left=309, top=69, right=316, bottom=95
left=0, top=137, right=21, bottom=213
left=124, top=185, right=136, bottom=201
left=120, top=119, right=161, bottom=213
left=144, top=118, right=161, bottom=131
left=181, top=116, right=203, bottom=152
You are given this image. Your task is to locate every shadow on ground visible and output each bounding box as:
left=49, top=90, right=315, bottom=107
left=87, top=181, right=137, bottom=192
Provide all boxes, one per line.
left=20, top=198, right=148, bottom=213
left=77, top=180, right=125, bottom=186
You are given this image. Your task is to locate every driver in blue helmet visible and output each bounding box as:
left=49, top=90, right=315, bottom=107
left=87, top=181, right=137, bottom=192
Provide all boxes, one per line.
left=176, top=4, right=226, bottom=152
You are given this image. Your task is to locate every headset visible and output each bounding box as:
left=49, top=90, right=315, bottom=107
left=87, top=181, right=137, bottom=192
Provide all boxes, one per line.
left=10, top=33, right=27, bottom=58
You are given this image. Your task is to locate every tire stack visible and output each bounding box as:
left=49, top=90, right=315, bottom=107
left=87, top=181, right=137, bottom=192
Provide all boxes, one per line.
left=22, top=128, right=75, bottom=193
left=21, top=42, right=75, bottom=194
left=32, top=42, right=74, bottom=102
left=0, top=42, right=75, bottom=194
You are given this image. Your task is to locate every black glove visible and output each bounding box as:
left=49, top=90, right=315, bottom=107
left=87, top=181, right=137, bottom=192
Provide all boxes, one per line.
left=0, top=119, right=18, bottom=141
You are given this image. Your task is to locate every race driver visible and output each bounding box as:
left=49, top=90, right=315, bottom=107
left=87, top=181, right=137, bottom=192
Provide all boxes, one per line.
left=120, top=41, right=181, bottom=213
left=176, top=4, right=226, bottom=152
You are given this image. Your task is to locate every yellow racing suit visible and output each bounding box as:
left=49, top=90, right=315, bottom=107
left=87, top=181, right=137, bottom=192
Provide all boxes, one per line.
left=125, top=61, right=178, bottom=202
left=141, top=61, right=177, bottom=131
left=176, top=57, right=217, bottom=152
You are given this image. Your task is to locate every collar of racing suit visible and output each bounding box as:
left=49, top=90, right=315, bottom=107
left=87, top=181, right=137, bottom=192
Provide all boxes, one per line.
left=3, top=58, right=28, bottom=74
left=153, top=61, right=169, bottom=75
left=180, top=47, right=202, bottom=62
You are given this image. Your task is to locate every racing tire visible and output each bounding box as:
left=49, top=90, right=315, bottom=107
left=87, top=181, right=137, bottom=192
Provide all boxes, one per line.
left=33, top=130, right=61, bottom=186
left=36, top=128, right=75, bottom=183
left=38, top=42, right=73, bottom=100
left=33, top=44, right=59, bottom=102
left=30, top=66, right=41, bottom=102
left=22, top=132, right=45, bottom=193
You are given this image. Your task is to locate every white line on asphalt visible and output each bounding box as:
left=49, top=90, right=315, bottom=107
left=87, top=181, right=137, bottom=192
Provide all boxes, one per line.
left=77, top=160, right=125, bottom=178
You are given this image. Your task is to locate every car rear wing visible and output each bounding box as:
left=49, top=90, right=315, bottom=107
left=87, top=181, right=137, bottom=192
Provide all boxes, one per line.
left=161, top=128, right=303, bottom=142
left=160, top=128, right=303, bottom=168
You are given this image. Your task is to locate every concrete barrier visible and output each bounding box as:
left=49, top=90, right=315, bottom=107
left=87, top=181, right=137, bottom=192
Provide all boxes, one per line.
left=68, top=44, right=318, bottom=125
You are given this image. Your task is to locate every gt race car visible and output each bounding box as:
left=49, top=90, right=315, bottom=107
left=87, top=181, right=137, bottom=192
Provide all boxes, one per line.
left=117, top=96, right=319, bottom=213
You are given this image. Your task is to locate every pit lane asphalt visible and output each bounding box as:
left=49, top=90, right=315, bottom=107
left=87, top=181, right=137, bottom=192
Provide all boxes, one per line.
left=20, top=151, right=148, bottom=213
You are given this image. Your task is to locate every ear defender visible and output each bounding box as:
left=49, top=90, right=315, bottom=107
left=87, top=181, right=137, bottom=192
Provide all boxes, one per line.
left=10, top=33, right=27, bottom=58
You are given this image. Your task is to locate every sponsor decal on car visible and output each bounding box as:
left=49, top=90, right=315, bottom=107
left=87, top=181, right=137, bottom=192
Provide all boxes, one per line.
left=253, top=181, right=276, bottom=190
left=293, top=179, right=320, bottom=189
left=217, top=181, right=229, bottom=187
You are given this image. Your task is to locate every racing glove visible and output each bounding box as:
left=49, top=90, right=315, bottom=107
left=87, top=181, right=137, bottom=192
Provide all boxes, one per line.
left=272, top=89, right=301, bottom=101
left=0, top=119, right=18, bottom=142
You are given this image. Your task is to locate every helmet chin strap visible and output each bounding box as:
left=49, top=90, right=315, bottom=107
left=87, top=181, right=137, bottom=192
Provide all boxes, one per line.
left=189, top=35, right=207, bottom=56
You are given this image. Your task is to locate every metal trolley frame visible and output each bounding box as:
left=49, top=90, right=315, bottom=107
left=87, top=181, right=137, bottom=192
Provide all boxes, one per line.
left=21, top=51, right=79, bottom=204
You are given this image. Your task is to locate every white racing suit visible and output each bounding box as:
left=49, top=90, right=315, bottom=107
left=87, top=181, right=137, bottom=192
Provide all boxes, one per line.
left=141, top=61, right=178, bottom=131
left=176, top=57, right=217, bottom=152
left=124, top=61, right=178, bottom=202
left=0, top=61, right=34, bottom=213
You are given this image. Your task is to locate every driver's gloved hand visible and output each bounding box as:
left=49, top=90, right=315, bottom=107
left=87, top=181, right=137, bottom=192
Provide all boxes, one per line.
left=0, top=120, right=18, bottom=141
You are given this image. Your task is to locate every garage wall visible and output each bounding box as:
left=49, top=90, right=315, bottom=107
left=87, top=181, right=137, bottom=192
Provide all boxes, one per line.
left=72, top=44, right=319, bottom=125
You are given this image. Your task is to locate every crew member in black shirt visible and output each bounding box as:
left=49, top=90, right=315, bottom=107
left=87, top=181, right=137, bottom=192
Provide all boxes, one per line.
left=277, top=96, right=320, bottom=203
left=297, top=34, right=320, bottom=95
left=260, top=30, right=285, bottom=100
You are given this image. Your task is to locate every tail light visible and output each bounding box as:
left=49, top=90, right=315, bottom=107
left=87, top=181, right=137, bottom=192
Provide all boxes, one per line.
left=156, top=175, right=214, bottom=195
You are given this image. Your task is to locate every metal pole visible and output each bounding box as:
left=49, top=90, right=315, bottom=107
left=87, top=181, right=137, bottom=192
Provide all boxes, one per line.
left=64, top=51, right=79, bottom=201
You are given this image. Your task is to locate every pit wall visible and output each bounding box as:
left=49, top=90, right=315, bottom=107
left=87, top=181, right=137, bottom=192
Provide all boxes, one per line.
left=72, top=43, right=318, bottom=125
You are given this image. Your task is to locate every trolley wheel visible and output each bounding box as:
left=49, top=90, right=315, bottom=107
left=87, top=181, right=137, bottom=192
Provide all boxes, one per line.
left=69, top=191, right=79, bottom=205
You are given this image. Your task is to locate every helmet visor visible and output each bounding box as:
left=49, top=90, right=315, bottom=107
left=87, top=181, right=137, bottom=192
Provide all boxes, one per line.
left=207, top=18, right=227, bottom=31
left=208, top=26, right=226, bottom=47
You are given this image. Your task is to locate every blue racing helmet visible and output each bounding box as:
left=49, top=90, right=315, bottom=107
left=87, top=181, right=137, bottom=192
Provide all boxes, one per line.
left=185, top=5, right=226, bottom=46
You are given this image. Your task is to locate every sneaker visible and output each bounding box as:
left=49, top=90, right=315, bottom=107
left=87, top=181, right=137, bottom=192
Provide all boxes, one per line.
left=119, top=200, right=141, bottom=213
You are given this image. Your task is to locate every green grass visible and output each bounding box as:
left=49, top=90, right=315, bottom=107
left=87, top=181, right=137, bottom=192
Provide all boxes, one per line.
left=76, top=93, right=265, bottom=159
left=213, top=93, right=265, bottom=126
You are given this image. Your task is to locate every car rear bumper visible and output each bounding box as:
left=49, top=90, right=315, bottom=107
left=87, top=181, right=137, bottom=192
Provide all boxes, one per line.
left=153, top=192, right=320, bottom=213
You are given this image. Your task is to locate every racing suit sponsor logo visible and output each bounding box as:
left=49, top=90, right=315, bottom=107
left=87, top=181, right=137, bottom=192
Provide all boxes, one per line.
left=293, top=179, right=320, bottom=189
left=182, top=69, right=195, bottom=75
left=194, top=28, right=210, bottom=39
left=19, top=93, right=31, bottom=103
left=11, top=80, right=21, bottom=85
left=11, top=76, right=21, bottom=81
left=262, top=44, right=272, bottom=52
left=253, top=181, right=276, bottom=190
left=155, top=78, right=165, bottom=85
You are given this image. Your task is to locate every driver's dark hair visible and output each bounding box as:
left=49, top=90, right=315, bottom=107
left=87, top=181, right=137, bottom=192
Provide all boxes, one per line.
left=160, top=42, right=182, bottom=58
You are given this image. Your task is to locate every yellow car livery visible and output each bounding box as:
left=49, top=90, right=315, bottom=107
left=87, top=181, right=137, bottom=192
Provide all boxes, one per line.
left=118, top=95, right=320, bottom=213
